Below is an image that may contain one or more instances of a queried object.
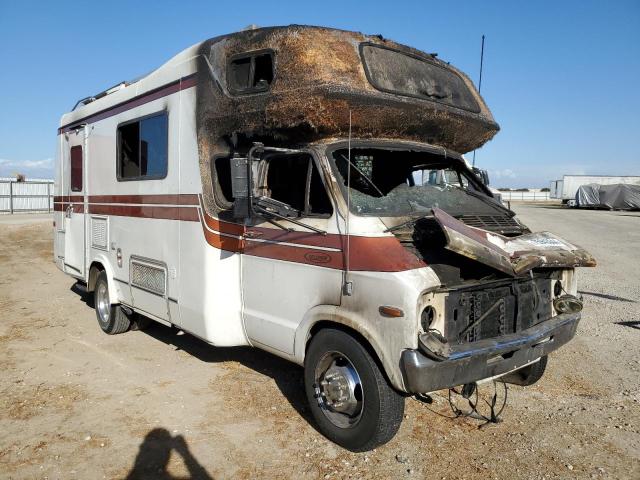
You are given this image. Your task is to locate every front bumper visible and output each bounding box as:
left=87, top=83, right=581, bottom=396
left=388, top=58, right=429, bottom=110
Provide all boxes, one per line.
left=401, top=312, right=580, bottom=393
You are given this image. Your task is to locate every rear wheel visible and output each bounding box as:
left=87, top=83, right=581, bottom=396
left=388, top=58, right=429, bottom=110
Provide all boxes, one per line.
left=94, top=271, right=130, bottom=335
left=304, top=329, right=405, bottom=451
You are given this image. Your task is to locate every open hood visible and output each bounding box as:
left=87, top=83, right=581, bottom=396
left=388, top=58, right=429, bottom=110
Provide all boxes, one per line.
left=432, top=208, right=596, bottom=276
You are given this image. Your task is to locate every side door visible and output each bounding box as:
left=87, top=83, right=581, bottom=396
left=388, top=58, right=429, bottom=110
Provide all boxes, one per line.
left=241, top=152, right=342, bottom=355
left=63, top=128, right=86, bottom=277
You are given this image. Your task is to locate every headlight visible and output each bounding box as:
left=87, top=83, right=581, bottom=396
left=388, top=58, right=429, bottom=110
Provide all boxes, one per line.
left=553, top=294, right=583, bottom=314
left=420, top=306, right=436, bottom=332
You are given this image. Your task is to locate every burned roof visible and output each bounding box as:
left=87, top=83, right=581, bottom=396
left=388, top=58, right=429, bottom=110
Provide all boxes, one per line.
left=195, top=25, right=499, bottom=154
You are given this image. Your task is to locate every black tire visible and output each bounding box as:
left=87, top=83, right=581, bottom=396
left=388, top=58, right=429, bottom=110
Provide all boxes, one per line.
left=94, top=271, right=130, bottom=335
left=304, top=328, right=405, bottom=452
left=504, top=355, right=548, bottom=386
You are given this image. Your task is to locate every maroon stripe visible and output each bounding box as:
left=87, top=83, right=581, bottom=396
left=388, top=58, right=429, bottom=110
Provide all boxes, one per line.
left=87, top=204, right=199, bottom=221
left=53, top=195, right=84, bottom=203
left=199, top=210, right=425, bottom=272
left=54, top=203, right=84, bottom=213
left=243, top=235, right=425, bottom=272
left=88, top=194, right=199, bottom=205
left=58, top=73, right=197, bottom=134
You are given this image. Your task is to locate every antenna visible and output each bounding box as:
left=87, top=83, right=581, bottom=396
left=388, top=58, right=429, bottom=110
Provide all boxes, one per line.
left=472, top=34, right=485, bottom=168
left=343, top=111, right=353, bottom=296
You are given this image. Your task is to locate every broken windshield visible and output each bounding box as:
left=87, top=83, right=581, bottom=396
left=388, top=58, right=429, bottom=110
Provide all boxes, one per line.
left=329, top=147, right=504, bottom=217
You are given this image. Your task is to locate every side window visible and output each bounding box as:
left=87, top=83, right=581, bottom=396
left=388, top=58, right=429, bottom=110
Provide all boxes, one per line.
left=117, top=113, right=168, bottom=180
left=228, top=51, right=274, bottom=94
left=70, top=145, right=83, bottom=191
left=265, top=155, right=333, bottom=217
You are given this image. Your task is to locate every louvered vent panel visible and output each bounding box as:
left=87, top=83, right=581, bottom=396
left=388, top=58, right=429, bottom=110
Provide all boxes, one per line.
left=91, top=217, right=108, bottom=249
left=131, top=262, right=166, bottom=295
left=457, top=215, right=521, bottom=234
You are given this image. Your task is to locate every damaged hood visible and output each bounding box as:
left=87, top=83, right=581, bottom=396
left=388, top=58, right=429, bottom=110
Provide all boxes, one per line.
left=432, top=208, right=596, bottom=276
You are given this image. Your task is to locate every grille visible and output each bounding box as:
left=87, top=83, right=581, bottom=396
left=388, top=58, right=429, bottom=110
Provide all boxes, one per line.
left=130, top=262, right=166, bottom=295
left=456, top=214, right=522, bottom=234
left=91, top=217, right=108, bottom=249
left=444, top=278, right=553, bottom=344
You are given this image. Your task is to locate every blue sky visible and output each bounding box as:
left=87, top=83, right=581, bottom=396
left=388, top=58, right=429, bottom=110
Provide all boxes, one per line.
left=1, top=0, right=638, bottom=187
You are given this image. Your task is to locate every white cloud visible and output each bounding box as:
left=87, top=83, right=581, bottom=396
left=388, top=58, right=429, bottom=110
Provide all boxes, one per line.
left=0, top=158, right=54, bottom=180
left=0, top=158, right=53, bottom=169
left=491, top=168, right=516, bottom=179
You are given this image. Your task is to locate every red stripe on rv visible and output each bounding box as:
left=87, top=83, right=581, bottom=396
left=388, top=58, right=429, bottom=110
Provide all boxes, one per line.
left=58, top=73, right=197, bottom=134
left=52, top=193, right=425, bottom=272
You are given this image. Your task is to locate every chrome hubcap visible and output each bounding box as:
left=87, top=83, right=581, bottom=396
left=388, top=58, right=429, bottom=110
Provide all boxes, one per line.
left=314, top=352, right=363, bottom=428
left=96, top=282, right=110, bottom=324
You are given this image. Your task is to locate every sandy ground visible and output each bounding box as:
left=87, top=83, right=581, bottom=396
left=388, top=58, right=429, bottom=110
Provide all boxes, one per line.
left=0, top=205, right=639, bottom=479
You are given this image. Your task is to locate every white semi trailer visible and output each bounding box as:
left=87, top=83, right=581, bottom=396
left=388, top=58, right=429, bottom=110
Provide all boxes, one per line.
left=550, top=175, right=640, bottom=203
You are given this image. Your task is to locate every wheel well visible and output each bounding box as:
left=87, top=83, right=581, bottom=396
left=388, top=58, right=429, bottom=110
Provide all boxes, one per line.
left=307, top=321, right=385, bottom=372
left=88, top=262, right=105, bottom=292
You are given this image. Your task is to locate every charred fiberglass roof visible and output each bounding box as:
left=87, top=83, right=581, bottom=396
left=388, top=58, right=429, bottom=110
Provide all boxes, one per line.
left=195, top=25, right=500, bottom=154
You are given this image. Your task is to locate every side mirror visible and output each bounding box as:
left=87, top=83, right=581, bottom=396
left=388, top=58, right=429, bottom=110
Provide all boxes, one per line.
left=472, top=167, right=490, bottom=186
left=230, top=156, right=251, bottom=219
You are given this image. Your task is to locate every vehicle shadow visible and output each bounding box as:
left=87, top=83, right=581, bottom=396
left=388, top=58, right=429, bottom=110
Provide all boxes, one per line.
left=125, top=428, right=213, bottom=480
left=140, top=322, right=312, bottom=424
left=616, top=321, right=640, bottom=330
left=70, top=282, right=94, bottom=308
left=68, top=282, right=313, bottom=431
left=579, top=290, right=637, bottom=303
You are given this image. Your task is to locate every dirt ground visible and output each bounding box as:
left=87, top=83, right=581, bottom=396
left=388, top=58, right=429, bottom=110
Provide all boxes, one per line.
left=0, top=205, right=639, bottom=479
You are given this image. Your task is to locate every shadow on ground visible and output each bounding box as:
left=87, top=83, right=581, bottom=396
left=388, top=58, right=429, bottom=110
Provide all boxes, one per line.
left=126, top=428, right=213, bottom=480
left=68, top=281, right=311, bottom=426
left=141, top=322, right=311, bottom=423
left=616, top=321, right=640, bottom=330
left=70, top=282, right=94, bottom=308
left=579, top=290, right=637, bottom=303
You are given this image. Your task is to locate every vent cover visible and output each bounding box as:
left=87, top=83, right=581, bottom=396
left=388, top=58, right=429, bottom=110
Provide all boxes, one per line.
left=130, top=261, right=166, bottom=295
left=91, top=217, right=108, bottom=249
left=456, top=214, right=522, bottom=235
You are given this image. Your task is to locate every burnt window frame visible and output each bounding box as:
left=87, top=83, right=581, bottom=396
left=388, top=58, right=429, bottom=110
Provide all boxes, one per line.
left=359, top=42, right=481, bottom=114
left=70, top=145, right=83, bottom=192
left=261, top=153, right=334, bottom=219
left=227, top=49, right=275, bottom=95
left=211, top=150, right=335, bottom=218
left=116, top=111, right=169, bottom=182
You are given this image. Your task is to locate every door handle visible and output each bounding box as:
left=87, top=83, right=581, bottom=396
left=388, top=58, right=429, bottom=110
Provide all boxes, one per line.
left=244, top=230, right=263, bottom=239
left=65, top=205, right=73, bottom=218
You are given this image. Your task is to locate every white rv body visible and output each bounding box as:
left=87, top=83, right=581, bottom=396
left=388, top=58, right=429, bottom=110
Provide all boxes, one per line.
left=54, top=26, right=594, bottom=451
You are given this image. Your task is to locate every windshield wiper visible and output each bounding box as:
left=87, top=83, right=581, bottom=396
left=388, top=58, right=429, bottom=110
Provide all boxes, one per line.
left=384, top=215, right=433, bottom=233
left=253, top=201, right=327, bottom=235
left=339, top=154, right=384, bottom=197
left=463, top=188, right=512, bottom=214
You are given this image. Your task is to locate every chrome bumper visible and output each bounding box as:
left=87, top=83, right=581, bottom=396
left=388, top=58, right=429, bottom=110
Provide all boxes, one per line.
left=401, top=312, right=580, bottom=394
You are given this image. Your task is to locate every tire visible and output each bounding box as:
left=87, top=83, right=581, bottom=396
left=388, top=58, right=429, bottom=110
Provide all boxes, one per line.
left=304, top=328, right=405, bottom=452
left=94, top=270, right=130, bottom=335
left=503, top=355, right=548, bottom=386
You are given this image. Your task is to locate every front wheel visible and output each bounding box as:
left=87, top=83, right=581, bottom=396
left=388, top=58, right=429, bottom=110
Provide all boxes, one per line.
left=94, top=270, right=131, bottom=335
left=304, top=329, right=405, bottom=451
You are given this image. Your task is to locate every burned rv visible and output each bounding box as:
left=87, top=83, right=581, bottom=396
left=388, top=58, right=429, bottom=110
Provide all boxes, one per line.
left=54, top=26, right=595, bottom=451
